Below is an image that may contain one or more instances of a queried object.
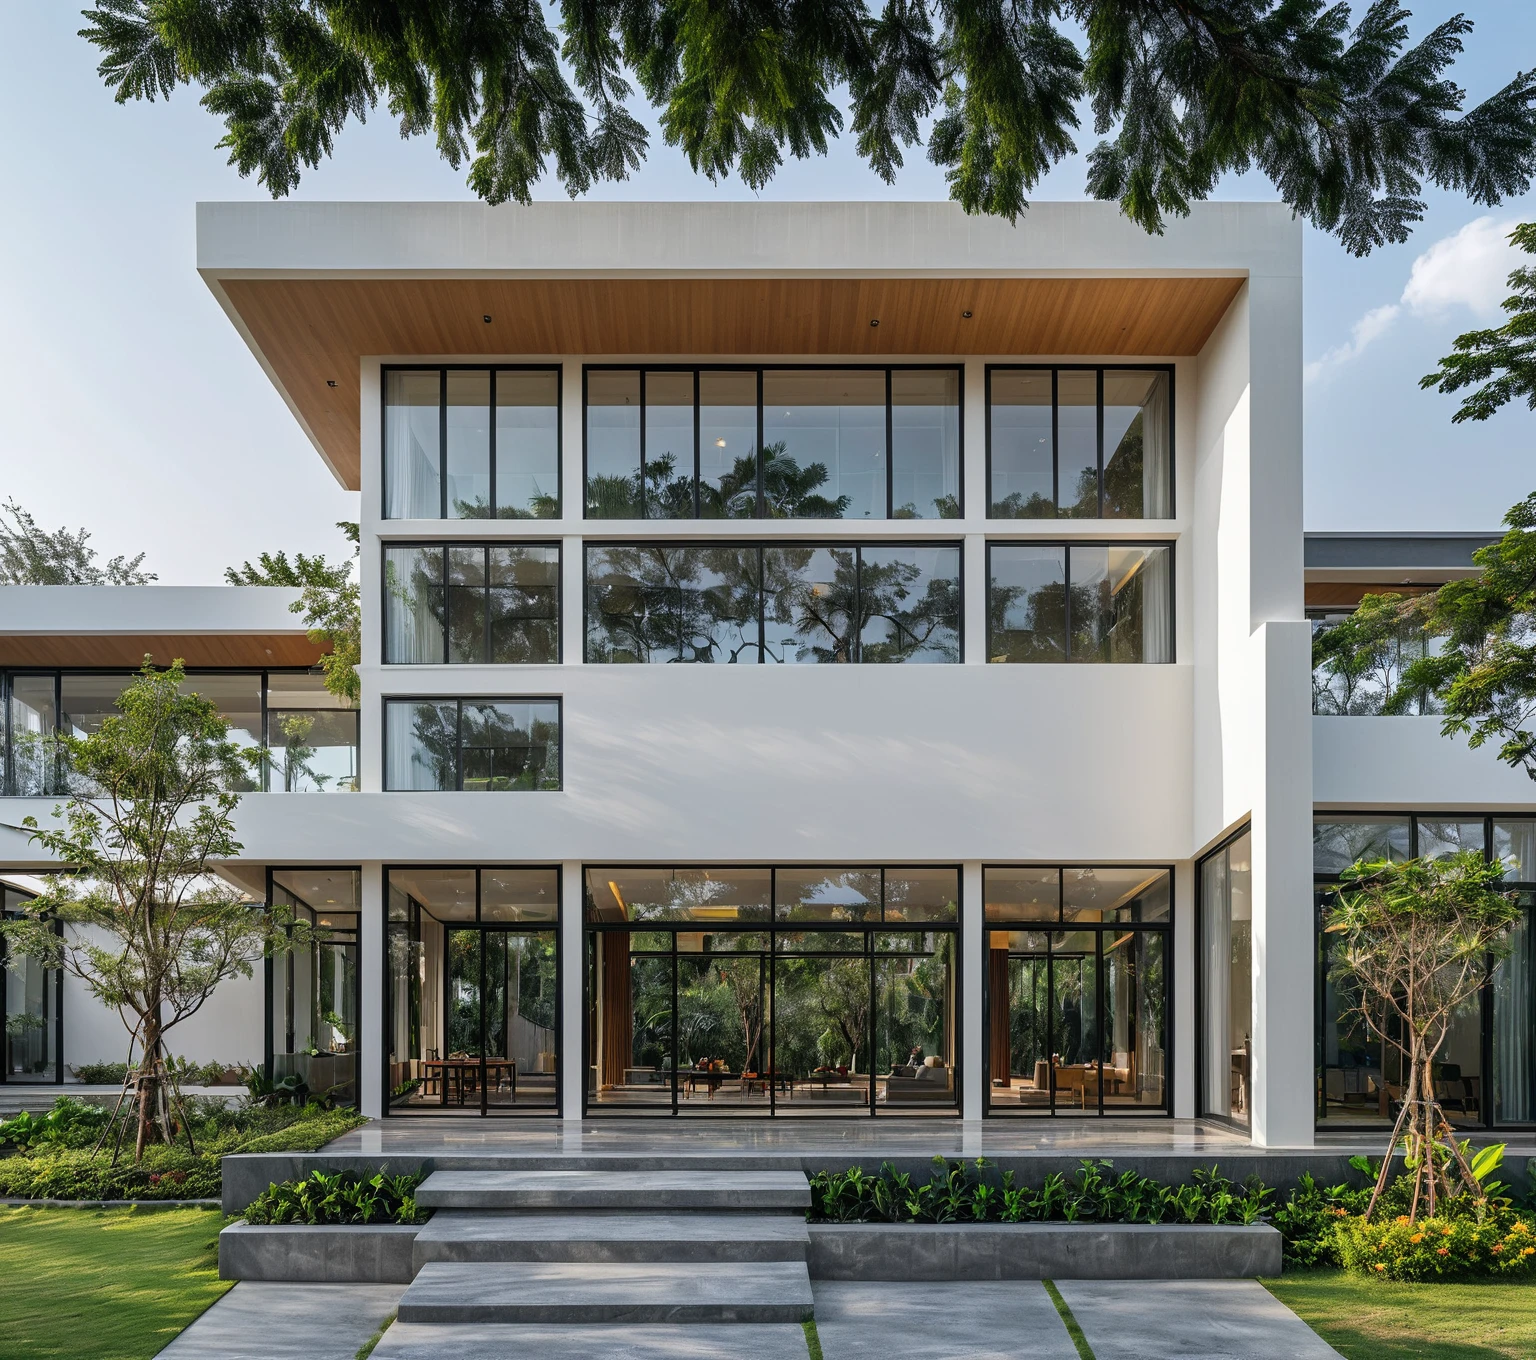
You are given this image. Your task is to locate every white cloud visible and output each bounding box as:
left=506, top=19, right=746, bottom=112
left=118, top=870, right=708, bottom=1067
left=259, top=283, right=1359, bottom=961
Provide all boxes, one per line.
left=1305, top=216, right=1520, bottom=384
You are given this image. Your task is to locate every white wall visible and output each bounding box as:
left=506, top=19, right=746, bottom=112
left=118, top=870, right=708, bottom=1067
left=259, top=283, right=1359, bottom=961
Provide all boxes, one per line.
left=1315, top=717, right=1536, bottom=811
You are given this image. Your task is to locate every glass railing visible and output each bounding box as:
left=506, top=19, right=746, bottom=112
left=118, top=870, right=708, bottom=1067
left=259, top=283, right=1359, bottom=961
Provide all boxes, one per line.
left=1310, top=614, right=1443, bottom=716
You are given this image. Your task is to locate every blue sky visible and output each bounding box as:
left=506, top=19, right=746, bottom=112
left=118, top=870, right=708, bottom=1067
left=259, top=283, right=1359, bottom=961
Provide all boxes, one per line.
left=1, top=5, right=1533, bottom=583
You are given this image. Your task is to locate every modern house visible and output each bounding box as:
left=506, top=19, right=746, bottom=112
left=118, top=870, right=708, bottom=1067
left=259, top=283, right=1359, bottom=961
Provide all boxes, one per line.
left=1, top=201, right=1531, bottom=1147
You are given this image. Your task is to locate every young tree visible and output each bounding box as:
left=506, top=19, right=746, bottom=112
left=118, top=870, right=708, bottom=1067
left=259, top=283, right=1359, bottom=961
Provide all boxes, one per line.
left=226, top=521, right=360, bottom=704
left=0, top=662, right=309, bottom=1161
left=0, top=498, right=154, bottom=584
left=80, top=2, right=1536, bottom=255
left=1324, top=851, right=1519, bottom=1220
left=1421, top=222, right=1536, bottom=422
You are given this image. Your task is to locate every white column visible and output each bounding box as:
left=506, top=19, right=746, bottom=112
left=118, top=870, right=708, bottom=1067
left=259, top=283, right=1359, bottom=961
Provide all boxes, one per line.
left=962, top=860, right=984, bottom=1121
left=560, top=860, right=585, bottom=1121
left=962, top=358, right=986, bottom=520
left=1172, top=859, right=1196, bottom=1118
left=359, top=861, right=384, bottom=1119
left=963, top=536, right=986, bottom=666
left=562, top=536, right=584, bottom=666
left=561, top=359, right=584, bottom=522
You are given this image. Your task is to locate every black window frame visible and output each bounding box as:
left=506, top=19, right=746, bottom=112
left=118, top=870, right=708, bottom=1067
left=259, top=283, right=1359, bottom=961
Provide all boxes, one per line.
left=985, top=364, right=1175, bottom=521
left=2, top=667, right=359, bottom=796
left=1194, top=823, right=1253, bottom=1129
left=381, top=364, right=564, bottom=521
left=380, top=541, right=563, bottom=666
left=582, top=363, right=965, bottom=522
left=381, top=695, right=564, bottom=792
left=582, top=863, right=963, bottom=1118
left=1, top=885, right=64, bottom=1087
left=980, top=862, right=1175, bottom=1120
left=582, top=539, right=965, bottom=665
left=985, top=540, right=1176, bottom=664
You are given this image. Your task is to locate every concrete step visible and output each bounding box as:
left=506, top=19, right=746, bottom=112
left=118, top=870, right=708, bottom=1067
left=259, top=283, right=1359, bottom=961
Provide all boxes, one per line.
left=396, top=1260, right=815, bottom=1325
left=413, top=1210, right=810, bottom=1266
left=372, top=1321, right=814, bottom=1358
left=415, top=1169, right=810, bottom=1212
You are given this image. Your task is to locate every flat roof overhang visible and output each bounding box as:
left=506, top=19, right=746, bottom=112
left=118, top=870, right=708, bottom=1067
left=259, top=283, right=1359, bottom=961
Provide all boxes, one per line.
left=198, top=201, right=1299, bottom=488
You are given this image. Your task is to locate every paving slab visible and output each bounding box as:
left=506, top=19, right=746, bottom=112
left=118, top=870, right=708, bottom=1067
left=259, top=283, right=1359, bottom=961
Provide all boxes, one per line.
left=1056, top=1280, right=1342, bottom=1359
left=157, top=1281, right=404, bottom=1358
left=414, top=1209, right=809, bottom=1263
left=398, top=1259, right=815, bottom=1324
left=417, top=1168, right=810, bottom=1210
left=812, top=1281, right=1077, bottom=1359
left=373, top=1321, right=811, bottom=1358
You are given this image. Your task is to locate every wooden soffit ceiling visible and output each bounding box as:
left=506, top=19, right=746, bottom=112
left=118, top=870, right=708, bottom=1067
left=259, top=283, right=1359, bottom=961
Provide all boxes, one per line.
left=219, top=274, right=1245, bottom=489
left=0, top=634, right=327, bottom=669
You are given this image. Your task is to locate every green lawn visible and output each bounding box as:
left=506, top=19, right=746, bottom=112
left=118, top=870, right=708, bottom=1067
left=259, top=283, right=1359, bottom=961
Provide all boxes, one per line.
left=1266, top=1270, right=1536, bottom=1360
left=0, top=1206, right=231, bottom=1360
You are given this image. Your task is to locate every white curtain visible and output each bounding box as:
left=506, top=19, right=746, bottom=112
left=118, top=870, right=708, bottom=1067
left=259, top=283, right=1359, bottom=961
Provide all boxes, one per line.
left=1495, top=914, right=1532, bottom=1123
left=383, top=547, right=445, bottom=663
left=1142, top=373, right=1172, bottom=518
left=1142, top=546, right=1173, bottom=663
left=1199, top=851, right=1231, bottom=1116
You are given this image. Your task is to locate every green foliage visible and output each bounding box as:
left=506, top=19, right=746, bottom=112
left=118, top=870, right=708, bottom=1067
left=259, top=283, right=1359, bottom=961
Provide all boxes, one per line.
left=0, top=1103, right=364, bottom=1201
left=0, top=1098, right=112, bottom=1154
left=1422, top=223, right=1536, bottom=423
left=1273, top=1171, right=1371, bottom=1267
left=71, top=1061, right=131, bottom=1085
left=807, top=1156, right=1272, bottom=1227
left=227, top=521, right=360, bottom=706
left=1336, top=1208, right=1536, bottom=1281
left=242, top=1168, right=425, bottom=1226
left=78, top=3, right=1536, bottom=254
left=1310, top=592, right=1438, bottom=716
left=0, top=497, right=154, bottom=584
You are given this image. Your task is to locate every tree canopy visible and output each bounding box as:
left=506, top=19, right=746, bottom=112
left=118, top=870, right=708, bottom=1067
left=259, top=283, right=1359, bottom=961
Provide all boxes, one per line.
left=1421, top=220, right=1536, bottom=421
left=81, top=1, right=1536, bottom=255
left=0, top=498, right=154, bottom=585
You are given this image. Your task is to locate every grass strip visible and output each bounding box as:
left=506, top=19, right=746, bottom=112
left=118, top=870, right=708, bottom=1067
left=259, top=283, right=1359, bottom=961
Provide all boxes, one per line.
left=1043, top=1279, right=1095, bottom=1360
left=355, top=1310, right=396, bottom=1360
left=803, top=1316, right=824, bottom=1360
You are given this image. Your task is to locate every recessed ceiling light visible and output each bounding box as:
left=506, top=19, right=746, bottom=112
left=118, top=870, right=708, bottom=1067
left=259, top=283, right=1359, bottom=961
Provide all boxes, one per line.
left=483, top=314, right=493, bottom=324
left=326, top=380, right=337, bottom=388
left=715, top=438, right=726, bottom=447
left=962, top=310, right=973, bottom=319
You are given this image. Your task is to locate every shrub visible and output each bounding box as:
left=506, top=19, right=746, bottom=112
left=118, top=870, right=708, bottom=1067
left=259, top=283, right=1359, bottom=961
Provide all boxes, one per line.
left=0, top=1097, right=111, bottom=1153
left=1336, top=1209, right=1536, bottom=1281
left=71, top=1061, right=130, bottom=1085
left=243, top=1169, right=425, bottom=1226
left=1272, top=1171, right=1369, bottom=1267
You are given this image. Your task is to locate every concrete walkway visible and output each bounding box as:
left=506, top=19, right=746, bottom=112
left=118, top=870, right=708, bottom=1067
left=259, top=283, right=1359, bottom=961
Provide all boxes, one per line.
left=373, top=1322, right=811, bottom=1357
left=1056, top=1280, right=1342, bottom=1360
left=157, top=1282, right=404, bottom=1359
left=813, top=1281, right=1077, bottom=1359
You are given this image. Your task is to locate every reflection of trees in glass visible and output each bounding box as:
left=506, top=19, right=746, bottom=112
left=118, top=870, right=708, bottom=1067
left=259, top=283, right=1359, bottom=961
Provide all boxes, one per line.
left=516, top=936, right=558, bottom=1031
left=403, top=702, right=559, bottom=790
left=272, top=712, right=330, bottom=792
left=587, top=545, right=762, bottom=662
left=988, top=575, right=1076, bottom=662
left=586, top=443, right=853, bottom=520
left=451, top=489, right=560, bottom=519
left=1103, top=415, right=1143, bottom=517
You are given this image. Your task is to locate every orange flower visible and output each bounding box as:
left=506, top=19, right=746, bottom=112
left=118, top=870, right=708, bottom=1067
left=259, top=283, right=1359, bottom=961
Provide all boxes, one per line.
left=1395, top=1215, right=1411, bottom=1225
left=1492, top=1244, right=1504, bottom=1254
left=1437, top=1247, right=1450, bottom=1256
left=1520, top=1246, right=1535, bottom=1258
left=1443, top=1227, right=1454, bottom=1237
left=1410, top=1233, right=1424, bottom=1244
left=1374, top=1263, right=1387, bottom=1272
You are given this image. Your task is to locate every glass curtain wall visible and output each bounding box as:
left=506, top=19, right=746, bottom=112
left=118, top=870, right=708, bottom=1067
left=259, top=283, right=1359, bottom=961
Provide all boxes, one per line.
left=586, top=867, right=959, bottom=1116
left=1197, top=829, right=1252, bottom=1124
left=1314, top=814, right=1536, bottom=1129
left=383, top=367, right=561, bottom=519
left=584, top=366, right=961, bottom=521
left=386, top=867, right=559, bottom=1115
left=3, top=670, right=358, bottom=795
left=383, top=699, right=561, bottom=791
left=383, top=543, right=561, bottom=665
left=983, top=867, right=1171, bottom=1116
left=266, top=869, right=361, bottom=1107
left=987, top=366, right=1173, bottom=519
left=2, top=886, right=62, bottom=1084
left=585, top=543, right=962, bottom=664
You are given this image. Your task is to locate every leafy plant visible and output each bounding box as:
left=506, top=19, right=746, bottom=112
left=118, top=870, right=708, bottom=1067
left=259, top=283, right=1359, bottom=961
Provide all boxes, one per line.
left=0, top=1098, right=111, bottom=1153
left=1337, top=1208, right=1536, bottom=1281
left=71, top=1061, right=130, bottom=1086
left=243, top=1169, right=426, bottom=1227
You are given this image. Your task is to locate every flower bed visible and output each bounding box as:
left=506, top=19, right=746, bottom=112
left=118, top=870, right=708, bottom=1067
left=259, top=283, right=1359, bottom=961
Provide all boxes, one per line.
left=242, top=1169, right=426, bottom=1226
left=0, top=1096, right=364, bottom=1202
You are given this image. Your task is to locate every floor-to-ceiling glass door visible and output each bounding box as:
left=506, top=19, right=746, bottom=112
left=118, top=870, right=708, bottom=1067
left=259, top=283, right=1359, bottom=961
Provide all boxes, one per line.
left=586, top=866, right=959, bottom=1117
left=2, top=885, right=62, bottom=1085
left=386, top=867, right=559, bottom=1116
left=984, top=867, right=1170, bottom=1117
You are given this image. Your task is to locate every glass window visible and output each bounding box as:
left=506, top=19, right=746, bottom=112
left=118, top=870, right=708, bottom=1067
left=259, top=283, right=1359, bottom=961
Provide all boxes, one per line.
left=1103, top=370, right=1171, bottom=519
left=384, top=370, right=441, bottom=519
left=459, top=701, right=561, bottom=791
left=1417, top=819, right=1487, bottom=863
left=763, top=546, right=857, bottom=664
left=586, top=370, right=642, bottom=517
left=762, top=370, right=885, bottom=520
left=987, top=545, right=1067, bottom=662
left=180, top=674, right=263, bottom=791
left=1056, top=371, right=1099, bottom=519
left=1200, top=831, right=1252, bottom=1122
left=987, top=366, right=1173, bottom=520
left=384, top=546, right=447, bottom=664
left=699, top=371, right=758, bottom=519
left=267, top=708, right=359, bottom=793
left=988, top=544, right=1171, bottom=664
left=1313, top=817, right=1411, bottom=875
left=481, top=868, right=561, bottom=923
left=585, top=868, right=772, bottom=924
left=383, top=699, right=459, bottom=791
left=1064, top=868, right=1170, bottom=923
left=776, top=868, right=882, bottom=924
left=882, top=869, right=960, bottom=923
left=984, top=867, right=1060, bottom=922
left=891, top=370, right=960, bottom=519
left=1496, top=821, right=1536, bottom=882
left=858, top=547, right=962, bottom=664
left=447, top=545, right=489, bottom=663
left=1068, top=545, right=1173, bottom=664
left=584, top=545, right=762, bottom=664
left=1493, top=897, right=1535, bottom=1125
left=7, top=675, right=57, bottom=796
left=446, top=370, right=491, bottom=519
left=643, top=371, right=696, bottom=520
left=488, top=546, right=560, bottom=664
left=495, top=371, right=560, bottom=518
left=988, top=369, right=1053, bottom=518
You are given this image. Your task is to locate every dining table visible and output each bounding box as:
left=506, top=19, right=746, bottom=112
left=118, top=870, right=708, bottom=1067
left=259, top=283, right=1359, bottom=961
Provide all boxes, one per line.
left=424, top=1057, right=517, bottom=1106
